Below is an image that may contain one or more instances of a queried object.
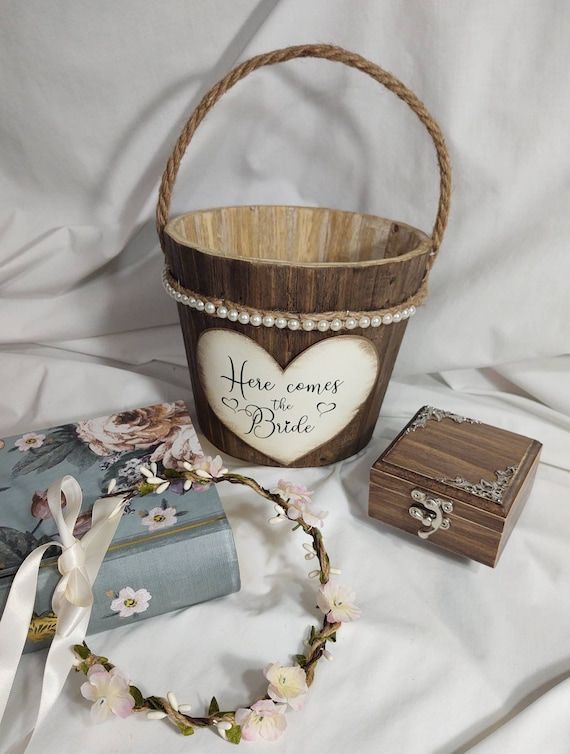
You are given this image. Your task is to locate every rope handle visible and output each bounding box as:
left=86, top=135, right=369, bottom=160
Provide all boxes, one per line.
left=156, top=43, right=451, bottom=266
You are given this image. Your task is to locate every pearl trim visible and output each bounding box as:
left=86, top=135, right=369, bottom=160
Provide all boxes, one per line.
left=162, top=268, right=417, bottom=332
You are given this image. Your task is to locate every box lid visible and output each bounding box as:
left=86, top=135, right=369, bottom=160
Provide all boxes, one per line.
left=375, top=405, right=541, bottom=520
left=0, top=400, right=229, bottom=579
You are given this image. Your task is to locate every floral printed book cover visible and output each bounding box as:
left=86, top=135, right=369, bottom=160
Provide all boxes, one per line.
left=0, top=401, right=240, bottom=650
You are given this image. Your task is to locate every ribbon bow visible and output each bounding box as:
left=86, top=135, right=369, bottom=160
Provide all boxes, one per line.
left=0, top=476, right=125, bottom=749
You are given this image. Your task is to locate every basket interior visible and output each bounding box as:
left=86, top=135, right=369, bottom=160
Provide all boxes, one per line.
left=166, top=206, right=429, bottom=265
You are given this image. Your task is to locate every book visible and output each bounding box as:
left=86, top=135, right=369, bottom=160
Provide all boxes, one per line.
left=0, top=400, right=240, bottom=650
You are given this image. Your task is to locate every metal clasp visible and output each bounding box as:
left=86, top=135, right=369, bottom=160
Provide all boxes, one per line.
left=408, top=489, right=453, bottom=540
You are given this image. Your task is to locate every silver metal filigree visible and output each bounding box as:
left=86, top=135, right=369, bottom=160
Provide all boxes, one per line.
left=438, top=465, right=519, bottom=504
left=405, top=405, right=480, bottom=434
left=408, top=489, right=453, bottom=539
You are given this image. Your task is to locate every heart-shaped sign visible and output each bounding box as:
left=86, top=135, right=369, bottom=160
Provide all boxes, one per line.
left=197, top=330, right=379, bottom=465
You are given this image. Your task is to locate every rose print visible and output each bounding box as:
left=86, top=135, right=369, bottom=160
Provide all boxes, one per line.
left=150, top=424, right=201, bottom=471
left=31, top=490, right=53, bottom=520
left=75, top=401, right=191, bottom=456
left=30, top=489, right=92, bottom=537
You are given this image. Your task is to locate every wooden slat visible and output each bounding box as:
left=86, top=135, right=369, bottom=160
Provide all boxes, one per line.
left=165, top=205, right=430, bottom=467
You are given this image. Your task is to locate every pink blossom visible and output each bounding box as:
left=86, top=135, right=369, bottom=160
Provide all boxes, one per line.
left=286, top=499, right=328, bottom=528
left=271, top=480, right=327, bottom=527
left=192, top=455, right=228, bottom=478
left=183, top=455, right=228, bottom=488
left=80, top=664, right=135, bottom=723
left=271, top=480, right=312, bottom=505
left=265, top=663, right=308, bottom=710
left=317, top=582, right=361, bottom=623
left=234, top=699, right=287, bottom=742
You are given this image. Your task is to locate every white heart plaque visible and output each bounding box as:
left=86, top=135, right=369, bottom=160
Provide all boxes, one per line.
left=197, top=330, right=379, bottom=464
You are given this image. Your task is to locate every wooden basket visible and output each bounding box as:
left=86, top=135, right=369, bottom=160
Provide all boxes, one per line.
left=156, top=44, right=451, bottom=468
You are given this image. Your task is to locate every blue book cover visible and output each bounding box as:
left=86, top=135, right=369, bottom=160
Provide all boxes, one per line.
left=0, top=401, right=240, bottom=650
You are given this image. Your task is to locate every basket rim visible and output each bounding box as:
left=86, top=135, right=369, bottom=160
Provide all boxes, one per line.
left=164, top=204, right=433, bottom=268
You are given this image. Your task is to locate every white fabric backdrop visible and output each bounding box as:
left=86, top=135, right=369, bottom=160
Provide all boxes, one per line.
left=1, top=1, right=569, bottom=752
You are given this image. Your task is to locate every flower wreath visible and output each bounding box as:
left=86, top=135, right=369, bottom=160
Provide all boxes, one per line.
left=74, top=456, right=361, bottom=744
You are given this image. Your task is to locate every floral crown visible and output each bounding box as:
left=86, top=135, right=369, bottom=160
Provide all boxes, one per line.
left=75, top=455, right=360, bottom=744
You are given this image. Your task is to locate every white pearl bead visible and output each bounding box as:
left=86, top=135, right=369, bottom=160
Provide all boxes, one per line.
left=401, top=308, right=410, bottom=319
left=175, top=292, right=182, bottom=301
left=275, top=317, right=287, bottom=329
left=195, top=300, right=205, bottom=311
left=227, top=309, right=239, bottom=322
left=317, top=320, right=330, bottom=332
left=205, top=302, right=216, bottom=315
left=302, top=320, right=315, bottom=331
left=182, top=295, right=189, bottom=304
left=217, top=306, right=228, bottom=318
left=382, top=313, right=393, bottom=325
left=330, top=318, right=343, bottom=331
left=288, top=319, right=300, bottom=331
left=359, top=316, right=370, bottom=328
left=188, top=297, right=196, bottom=307
left=262, top=315, right=275, bottom=327
left=370, top=316, right=382, bottom=327
left=392, top=312, right=402, bottom=323
left=345, top=317, right=357, bottom=330
left=238, top=312, right=250, bottom=325
left=250, top=314, right=262, bottom=326
left=409, top=305, right=416, bottom=316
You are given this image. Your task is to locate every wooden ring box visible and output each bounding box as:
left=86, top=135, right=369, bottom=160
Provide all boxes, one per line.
left=369, top=406, right=542, bottom=567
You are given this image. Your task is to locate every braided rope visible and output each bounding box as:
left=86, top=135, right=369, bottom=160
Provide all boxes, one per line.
left=156, top=43, right=451, bottom=273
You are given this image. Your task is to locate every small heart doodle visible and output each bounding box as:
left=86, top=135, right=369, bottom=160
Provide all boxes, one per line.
left=221, top=397, right=239, bottom=413
left=317, top=402, right=336, bottom=416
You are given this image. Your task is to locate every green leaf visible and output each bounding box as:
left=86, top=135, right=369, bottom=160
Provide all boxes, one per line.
left=0, top=527, right=39, bottom=570
left=225, top=725, right=242, bottom=744
left=73, top=643, right=90, bottom=660
left=309, top=625, right=318, bottom=644
left=328, top=632, right=337, bottom=643
left=138, top=482, right=155, bottom=496
left=51, top=425, right=82, bottom=442
left=145, top=696, right=165, bottom=711
left=208, top=696, right=220, bottom=715
left=11, top=440, right=77, bottom=476
left=294, top=654, right=307, bottom=666
left=176, top=722, right=195, bottom=736
left=129, top=685, right=145, bottom=708
left=66, top=441, right=97, bottom=471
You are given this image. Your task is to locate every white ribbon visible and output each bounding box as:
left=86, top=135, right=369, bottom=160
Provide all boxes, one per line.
left=0, top=475, right=125, bottom=749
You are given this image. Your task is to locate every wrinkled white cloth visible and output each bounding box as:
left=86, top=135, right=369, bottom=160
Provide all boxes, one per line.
left=1, top=1, right=569, bottom=752
left=0, top=351, right=568, bottom=754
